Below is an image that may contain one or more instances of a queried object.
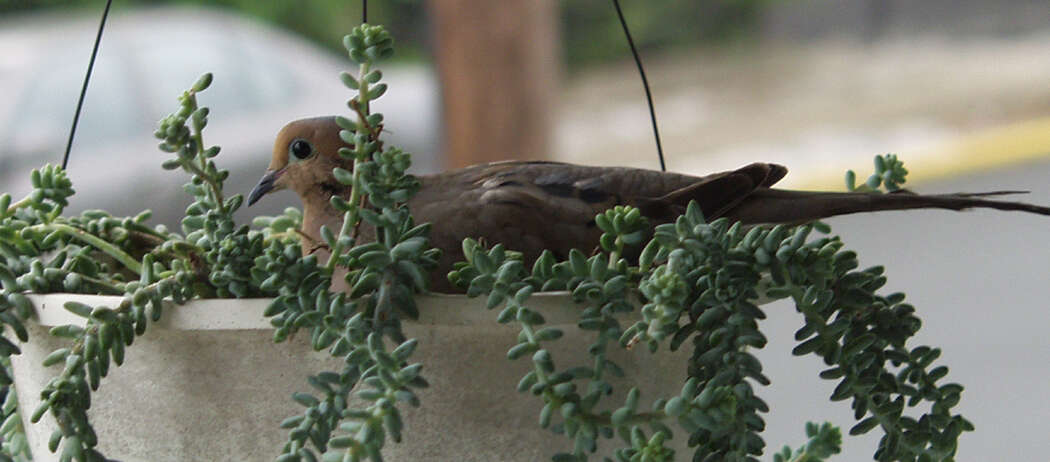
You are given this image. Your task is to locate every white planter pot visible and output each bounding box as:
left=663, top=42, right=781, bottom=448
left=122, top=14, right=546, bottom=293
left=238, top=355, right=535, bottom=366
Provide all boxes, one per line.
left=11, top=293, right=693, bottom=461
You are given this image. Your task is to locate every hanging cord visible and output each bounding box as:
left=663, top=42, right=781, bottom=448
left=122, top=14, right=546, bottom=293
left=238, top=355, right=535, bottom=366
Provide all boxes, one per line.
left=611, top=0, right=666, bottom=172
left=62, top=0, right=113, bottom=170
left=362, top=0, right=369, bottom=116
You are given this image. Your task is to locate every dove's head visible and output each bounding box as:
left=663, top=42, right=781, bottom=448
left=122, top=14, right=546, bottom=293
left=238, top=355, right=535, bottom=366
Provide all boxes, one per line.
left=248, top=116, right=350, bottom=206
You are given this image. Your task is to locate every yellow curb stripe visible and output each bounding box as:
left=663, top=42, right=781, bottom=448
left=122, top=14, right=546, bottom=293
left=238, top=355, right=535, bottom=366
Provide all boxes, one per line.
left=792, top=117, right=1050, bottom=190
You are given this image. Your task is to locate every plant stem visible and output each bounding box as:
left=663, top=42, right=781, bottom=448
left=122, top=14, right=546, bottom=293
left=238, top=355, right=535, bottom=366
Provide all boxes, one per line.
left=3, top=197, right=33, bottom=218
left=373, top=268, right=395, bottom=325
left=186, top=92, right=226, bottom=215
left=325, top=187, right=359, bottom=276
left=182, top=158, right=227, bottom=215
left=32, top=224, right=141, bottom=274
left=609, top=237, right=623, bottom=270
left=325, top=61, right=372, bottom=274
left=789, top=451, right=810, bottom=462
left=77, top=273, right=125, bottom=295
left=519, top=321, right=555, bottom=388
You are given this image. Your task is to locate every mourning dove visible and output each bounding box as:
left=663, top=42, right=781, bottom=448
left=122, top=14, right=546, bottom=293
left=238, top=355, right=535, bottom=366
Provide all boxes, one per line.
left=248, top=117, right=1050, bottom=293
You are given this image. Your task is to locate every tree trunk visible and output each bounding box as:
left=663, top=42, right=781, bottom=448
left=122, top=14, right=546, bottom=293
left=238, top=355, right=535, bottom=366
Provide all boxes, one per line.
left=427, top=0, right=559, bottom=168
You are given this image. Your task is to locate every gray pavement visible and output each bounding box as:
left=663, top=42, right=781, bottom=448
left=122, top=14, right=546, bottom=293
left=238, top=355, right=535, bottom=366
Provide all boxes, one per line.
left=754, top=158, right=1050, bottom=461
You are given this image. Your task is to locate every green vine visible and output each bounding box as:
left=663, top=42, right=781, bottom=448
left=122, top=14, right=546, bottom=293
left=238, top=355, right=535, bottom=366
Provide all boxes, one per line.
left=450, top=193, right=971, bottom=461
left=0, top=71, right=280, bottom=461
left=265, top=24, right=437, bottom=462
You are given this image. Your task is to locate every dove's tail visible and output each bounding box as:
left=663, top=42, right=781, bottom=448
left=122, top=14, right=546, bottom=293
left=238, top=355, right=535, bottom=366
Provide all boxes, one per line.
left=722, top=189, right=1050, bottom=225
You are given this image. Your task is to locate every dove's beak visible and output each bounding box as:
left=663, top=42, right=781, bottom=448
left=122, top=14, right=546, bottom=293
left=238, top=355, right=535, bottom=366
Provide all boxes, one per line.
left=248, top=169, right=283, bottom=206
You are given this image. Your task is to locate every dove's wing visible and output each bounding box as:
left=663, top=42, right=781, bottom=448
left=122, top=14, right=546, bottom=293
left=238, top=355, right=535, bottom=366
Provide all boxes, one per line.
left=409, top=161, right=788, bottom=290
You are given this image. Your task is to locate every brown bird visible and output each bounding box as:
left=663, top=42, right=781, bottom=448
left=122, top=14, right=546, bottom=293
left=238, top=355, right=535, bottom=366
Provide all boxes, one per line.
left=248, top=117, right=1050, bottom=293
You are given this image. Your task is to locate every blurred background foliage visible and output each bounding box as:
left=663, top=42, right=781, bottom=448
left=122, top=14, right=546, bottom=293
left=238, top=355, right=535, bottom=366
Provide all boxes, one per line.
left=1, top=0, right=428, bottom=59
left=561, top=0, right=767, bottom=66
left=0, top=0, right=768, bottom=70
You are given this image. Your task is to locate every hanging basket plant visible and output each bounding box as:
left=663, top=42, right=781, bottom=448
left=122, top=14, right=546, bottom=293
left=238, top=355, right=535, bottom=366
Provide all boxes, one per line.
left=6, top=11, right=1049, bottom=462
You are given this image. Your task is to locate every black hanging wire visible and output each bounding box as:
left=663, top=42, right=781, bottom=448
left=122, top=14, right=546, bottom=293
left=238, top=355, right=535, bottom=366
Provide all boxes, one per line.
left=611, top=0, right=666, bottom=172
left=62, top=0, right=114, bottom=170
left=362, top=0, right=369, bottom=116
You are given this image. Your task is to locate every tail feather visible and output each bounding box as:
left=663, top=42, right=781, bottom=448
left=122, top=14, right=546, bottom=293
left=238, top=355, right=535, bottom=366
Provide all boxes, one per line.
left=721, top=189, right=1050, bottom=225
left=941, top=190, right=1029, bottom=198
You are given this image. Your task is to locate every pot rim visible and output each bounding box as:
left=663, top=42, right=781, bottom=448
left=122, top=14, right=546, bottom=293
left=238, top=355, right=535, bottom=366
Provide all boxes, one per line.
left=22, top=292, right=584, bottom=330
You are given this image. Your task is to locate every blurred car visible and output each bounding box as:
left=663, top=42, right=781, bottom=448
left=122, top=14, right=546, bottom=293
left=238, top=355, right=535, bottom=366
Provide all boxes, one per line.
left=0, top=5, right=440, bottom=227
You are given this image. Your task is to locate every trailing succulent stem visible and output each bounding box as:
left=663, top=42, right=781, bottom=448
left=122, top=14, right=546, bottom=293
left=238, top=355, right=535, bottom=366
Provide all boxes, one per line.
left=452, top=189, right=971, bottom=461
left=773, top=422, right=842, bottom=462
left=266, top=24, right=437, bottom=462
left=845, top=154, right=907, bottom=193
left=0, top=72, right=286, bottom=460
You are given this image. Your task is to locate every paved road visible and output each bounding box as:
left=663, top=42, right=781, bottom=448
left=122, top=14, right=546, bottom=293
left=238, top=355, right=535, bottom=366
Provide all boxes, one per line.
left=754, top=158, right=1050, bottom=461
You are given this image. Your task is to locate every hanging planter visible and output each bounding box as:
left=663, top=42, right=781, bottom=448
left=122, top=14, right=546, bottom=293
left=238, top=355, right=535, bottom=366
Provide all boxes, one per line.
left=4, top=12, right=1036, bottom=462
left=10, top=293, right=691, bottom=461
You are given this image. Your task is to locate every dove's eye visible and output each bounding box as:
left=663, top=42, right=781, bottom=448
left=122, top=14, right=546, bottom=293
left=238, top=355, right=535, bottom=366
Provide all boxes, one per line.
left=290, top=139, right=313, bottom=160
